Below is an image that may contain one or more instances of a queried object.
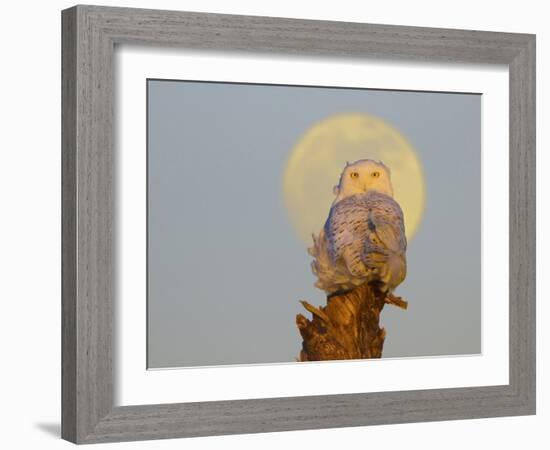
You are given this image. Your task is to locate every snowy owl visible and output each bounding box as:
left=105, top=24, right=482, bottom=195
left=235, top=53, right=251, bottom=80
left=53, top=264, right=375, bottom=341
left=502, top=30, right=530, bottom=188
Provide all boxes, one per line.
left=309, top=159, right=407, bottom=296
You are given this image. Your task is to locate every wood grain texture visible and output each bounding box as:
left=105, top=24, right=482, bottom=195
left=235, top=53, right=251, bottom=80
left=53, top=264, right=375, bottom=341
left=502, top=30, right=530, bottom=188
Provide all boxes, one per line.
left=508, top=36, right=536, bottom=409
left=62, top=5, right=114, bottom=442
left=297, top=284, right=406, bottom=361
left=61, top=7, right=77, bottom=443
left=61, top=4, right=536, bottom=444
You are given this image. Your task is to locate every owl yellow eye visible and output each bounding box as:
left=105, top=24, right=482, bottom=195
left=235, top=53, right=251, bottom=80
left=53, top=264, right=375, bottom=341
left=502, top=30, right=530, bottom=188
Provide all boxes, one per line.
left=350, top=172, right=359, bottom=179
left=371, top=171, right=380, bottom=178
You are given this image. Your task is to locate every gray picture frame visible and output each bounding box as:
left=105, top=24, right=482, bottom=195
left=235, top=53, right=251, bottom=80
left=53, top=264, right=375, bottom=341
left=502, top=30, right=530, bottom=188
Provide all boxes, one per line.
left=61, top=5, right=536, bottom=444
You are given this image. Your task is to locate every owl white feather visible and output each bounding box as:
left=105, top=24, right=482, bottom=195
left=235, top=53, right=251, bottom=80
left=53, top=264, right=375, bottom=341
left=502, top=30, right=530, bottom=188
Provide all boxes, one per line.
left=309, top=159, right=407, bottom=295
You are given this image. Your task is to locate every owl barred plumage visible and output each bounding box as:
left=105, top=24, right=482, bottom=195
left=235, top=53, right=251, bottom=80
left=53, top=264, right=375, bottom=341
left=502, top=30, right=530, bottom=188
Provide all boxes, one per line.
left=309, top=159, right=407, bottom=296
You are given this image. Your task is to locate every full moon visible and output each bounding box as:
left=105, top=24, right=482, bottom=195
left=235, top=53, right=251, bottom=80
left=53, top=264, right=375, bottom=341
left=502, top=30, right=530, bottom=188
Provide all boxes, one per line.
left=282, top=113, right=426, bottom=245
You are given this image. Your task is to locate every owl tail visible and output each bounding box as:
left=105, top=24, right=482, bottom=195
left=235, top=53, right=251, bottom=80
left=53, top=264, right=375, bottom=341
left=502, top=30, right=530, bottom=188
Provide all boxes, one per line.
left=309, top=230, right=362, bottom=294
left=308, top=231, right=332, bottom=290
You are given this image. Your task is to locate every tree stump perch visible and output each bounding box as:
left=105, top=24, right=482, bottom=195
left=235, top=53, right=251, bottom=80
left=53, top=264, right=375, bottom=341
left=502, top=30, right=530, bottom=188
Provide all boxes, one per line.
left=296, top=283, right=407, bottom=361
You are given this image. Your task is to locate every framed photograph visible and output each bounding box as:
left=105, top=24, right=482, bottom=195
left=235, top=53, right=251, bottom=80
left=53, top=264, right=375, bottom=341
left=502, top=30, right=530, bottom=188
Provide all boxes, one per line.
left=61, top=5, right=535, bottom=444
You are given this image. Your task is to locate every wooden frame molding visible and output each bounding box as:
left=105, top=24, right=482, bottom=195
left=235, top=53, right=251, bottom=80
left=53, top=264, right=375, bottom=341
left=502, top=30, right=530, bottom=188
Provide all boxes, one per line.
left=62, top=5, right=535, bottom=444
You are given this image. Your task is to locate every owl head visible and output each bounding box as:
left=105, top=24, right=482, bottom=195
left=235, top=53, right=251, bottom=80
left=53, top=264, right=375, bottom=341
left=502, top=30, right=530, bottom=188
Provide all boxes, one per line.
left=333, top=159, right=393, bottom=203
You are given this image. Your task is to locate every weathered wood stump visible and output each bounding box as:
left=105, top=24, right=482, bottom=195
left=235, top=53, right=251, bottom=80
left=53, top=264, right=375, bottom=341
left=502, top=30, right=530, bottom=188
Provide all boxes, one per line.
left=296, top=283, right=407, bottom=361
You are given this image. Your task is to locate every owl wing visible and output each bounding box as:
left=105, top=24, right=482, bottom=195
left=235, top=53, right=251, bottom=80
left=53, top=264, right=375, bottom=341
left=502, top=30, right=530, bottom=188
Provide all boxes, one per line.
left=325, top=192, right=406, bottom=278
left=363, top=193, right=407, bottom=256
left=361, top=192, right=407, bottom=290
left=324, top=195, right=372, bottom=277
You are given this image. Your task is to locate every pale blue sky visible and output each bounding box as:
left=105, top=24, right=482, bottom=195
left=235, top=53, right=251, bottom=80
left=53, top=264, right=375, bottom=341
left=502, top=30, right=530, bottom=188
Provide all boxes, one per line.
left=147, top=79, right=481, bottom=368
